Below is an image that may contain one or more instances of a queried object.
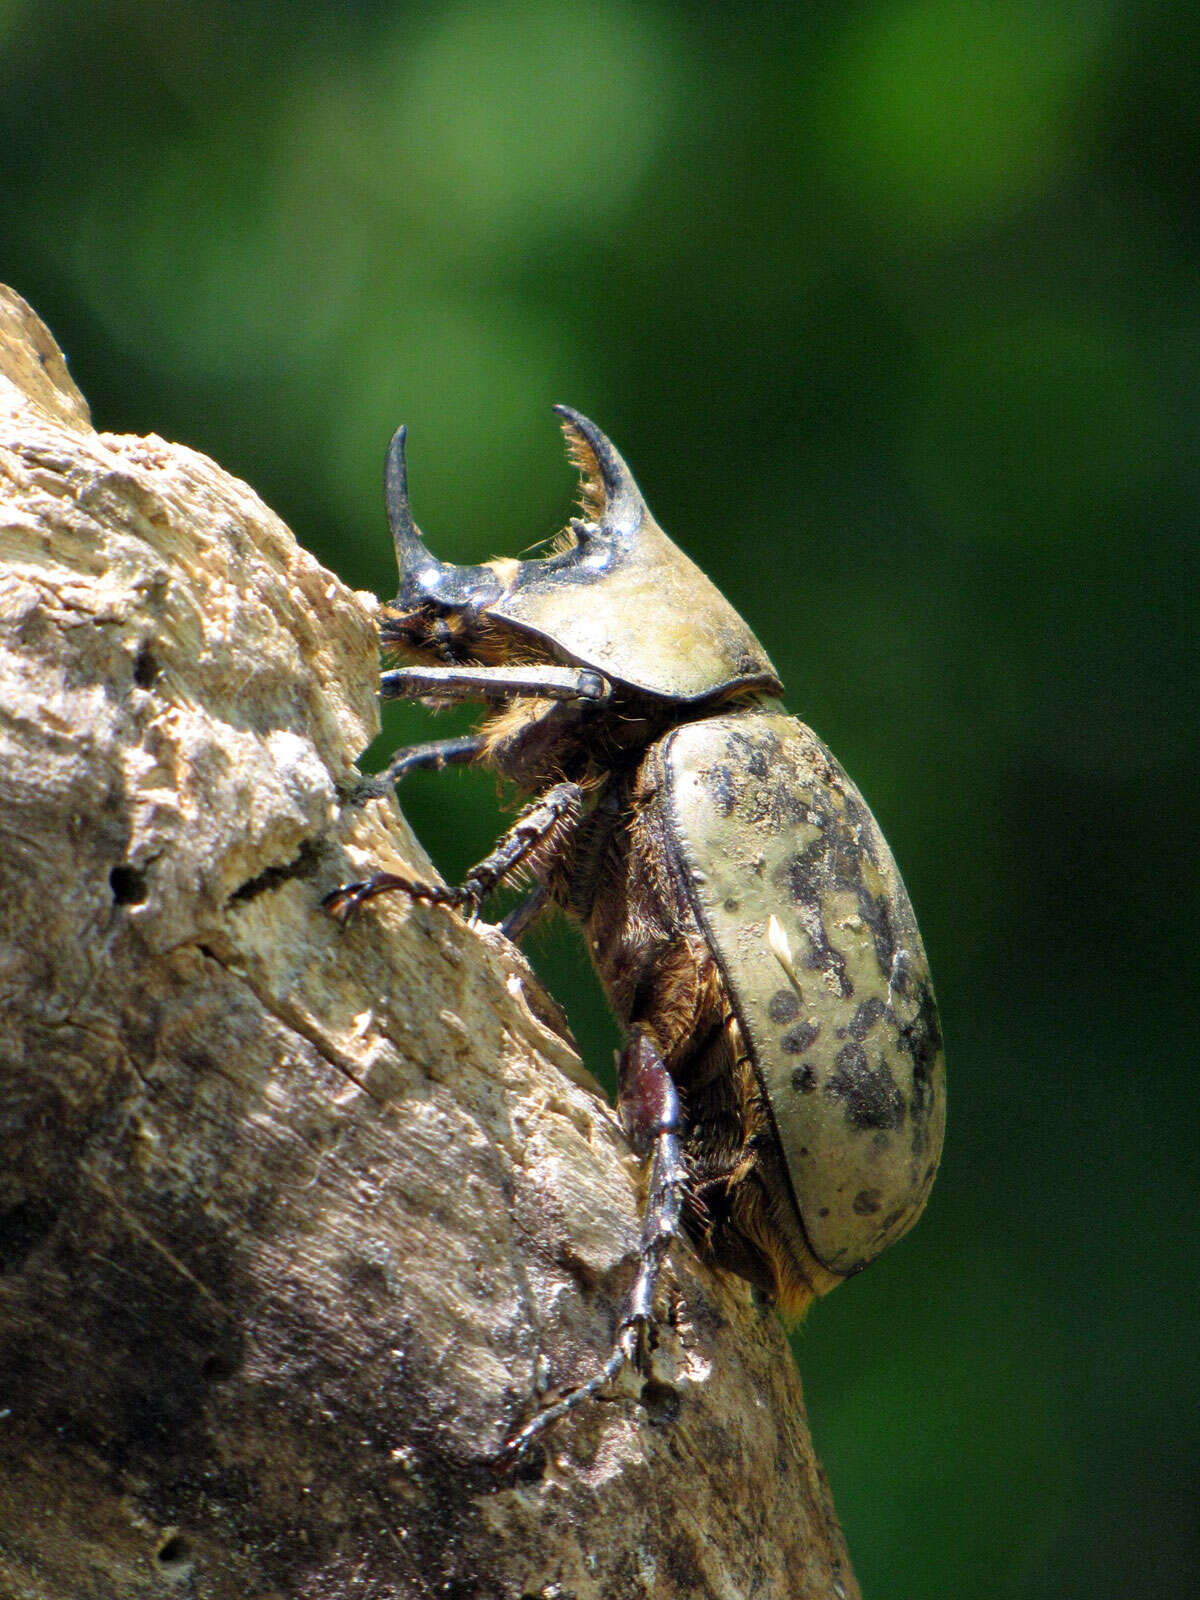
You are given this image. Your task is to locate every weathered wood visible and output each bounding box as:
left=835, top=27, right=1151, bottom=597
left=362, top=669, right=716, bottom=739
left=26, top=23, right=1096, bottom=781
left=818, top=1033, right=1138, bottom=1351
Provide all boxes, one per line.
left=0, top=285, right=860, bottom=1600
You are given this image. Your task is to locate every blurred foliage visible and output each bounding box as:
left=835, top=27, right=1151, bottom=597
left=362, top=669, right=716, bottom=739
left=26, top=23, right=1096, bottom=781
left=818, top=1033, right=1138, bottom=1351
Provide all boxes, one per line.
left=2, top=1, right=1197, bottom=1594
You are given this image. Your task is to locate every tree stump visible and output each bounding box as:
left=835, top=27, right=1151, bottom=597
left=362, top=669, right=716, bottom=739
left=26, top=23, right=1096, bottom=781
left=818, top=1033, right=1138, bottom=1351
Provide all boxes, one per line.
left=0, top=285, right=860, bottom=1600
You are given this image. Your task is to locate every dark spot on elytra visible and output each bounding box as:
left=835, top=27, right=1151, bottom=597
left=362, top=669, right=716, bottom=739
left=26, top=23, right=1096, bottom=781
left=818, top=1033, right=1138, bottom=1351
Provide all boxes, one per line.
left=778, top=780, right=907, bottom=991
left=781, top=1021, right=819, bottom=1055
left=896, top=979, right=943, bottom=1138
left=840, top=790, right=885, bottom=870
left=883, top=1207, right=908, bottom=1231
left=832, top=1040, right=866, bottom=1074
left=768, top=989, right=801, bottom=1024
left=850, top=997, right=886, bottom=1040
left=856, top=889, right=898, bottom=983
left=791, top=909, right=850, bottom=994
left=781, top=842, right=854, bottom=997
left=852, top=1189, right=882, bottom=1215
left=887, top=948, right=915, bottom=1002
left=786, top=824, right=863, bottom=898
left=723, top=896, right=738, bottom=912
left=724, top=728, right=784, bottom=772
left=711, top=729, right=806, bottom=828
left=826, top=1043, right=905, bottom=1131
left=701, top=763, right=738, bottom=815
left=790, top=1065, right=817, bottom=1093
left=897, top=981, right=943, bottom=1081
left=767, top=783, right=807, bottom=825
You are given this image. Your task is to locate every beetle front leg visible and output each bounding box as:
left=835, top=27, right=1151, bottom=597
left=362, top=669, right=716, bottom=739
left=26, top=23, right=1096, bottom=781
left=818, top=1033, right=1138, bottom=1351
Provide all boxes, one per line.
left=380, top=664, right=610, bottom=705
left=324, top=781, right=582, bottom=922
left=501, top=1034, right=687, bottom=1459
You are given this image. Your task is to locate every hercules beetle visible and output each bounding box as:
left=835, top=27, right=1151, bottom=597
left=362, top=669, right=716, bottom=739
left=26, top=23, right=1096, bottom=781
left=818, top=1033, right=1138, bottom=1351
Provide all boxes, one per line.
left=326, top=407, right=946, bottom=1455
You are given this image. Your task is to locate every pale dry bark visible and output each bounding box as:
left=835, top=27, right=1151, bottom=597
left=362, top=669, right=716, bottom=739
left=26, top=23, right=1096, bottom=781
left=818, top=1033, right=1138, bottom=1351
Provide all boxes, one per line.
left=0, top=286, right=860, bottom=1600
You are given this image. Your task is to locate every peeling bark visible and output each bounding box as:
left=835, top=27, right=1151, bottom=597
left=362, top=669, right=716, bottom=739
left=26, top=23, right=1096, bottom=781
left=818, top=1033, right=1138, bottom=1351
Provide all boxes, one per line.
left=0, top=285, right=860, bottom=1600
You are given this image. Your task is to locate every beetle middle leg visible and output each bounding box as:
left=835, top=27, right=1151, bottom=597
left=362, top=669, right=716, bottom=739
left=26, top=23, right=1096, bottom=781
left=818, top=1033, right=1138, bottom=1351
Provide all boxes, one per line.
left=501, top=1033, right=687, bottom=1459
left=324, top=780, right=582, bottom=922
left=351, top=733, right=487, bottom=801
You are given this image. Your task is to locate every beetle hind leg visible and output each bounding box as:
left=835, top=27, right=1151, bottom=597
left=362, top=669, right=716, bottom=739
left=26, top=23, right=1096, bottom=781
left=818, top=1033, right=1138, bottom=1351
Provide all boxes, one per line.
left=613, top=1033, right=689, bottom=1367
left=501, top=1034, right=688, bottom=1460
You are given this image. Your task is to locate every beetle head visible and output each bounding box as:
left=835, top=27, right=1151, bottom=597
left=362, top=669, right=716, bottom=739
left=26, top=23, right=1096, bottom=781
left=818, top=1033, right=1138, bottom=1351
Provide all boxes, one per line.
left=382, top=408, right=780, bottom=703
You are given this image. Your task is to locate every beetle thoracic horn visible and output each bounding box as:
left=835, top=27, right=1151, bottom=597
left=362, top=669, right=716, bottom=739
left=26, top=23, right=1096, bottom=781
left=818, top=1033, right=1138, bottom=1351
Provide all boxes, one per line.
left=385, top=425, right=501, bottom=609
left=553, top=405, right=649, bottom=542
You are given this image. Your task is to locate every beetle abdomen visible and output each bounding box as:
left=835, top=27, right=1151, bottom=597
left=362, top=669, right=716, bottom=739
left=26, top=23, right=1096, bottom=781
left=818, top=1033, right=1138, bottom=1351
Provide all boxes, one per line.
left=660, top=708, right=946, bottom=1276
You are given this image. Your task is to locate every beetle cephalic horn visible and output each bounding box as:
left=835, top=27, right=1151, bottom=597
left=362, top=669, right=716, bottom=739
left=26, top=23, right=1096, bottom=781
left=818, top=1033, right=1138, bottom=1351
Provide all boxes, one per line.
left=385, top=424, right=501, bottom=609
left=553, top=406, right=649, bottom=542
left=385, top=425, right=443, bottom=604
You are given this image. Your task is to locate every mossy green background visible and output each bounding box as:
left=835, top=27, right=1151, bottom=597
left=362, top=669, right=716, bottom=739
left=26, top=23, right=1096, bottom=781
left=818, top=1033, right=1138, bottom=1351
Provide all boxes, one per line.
left=3, top=1, right=1196, bottom=1593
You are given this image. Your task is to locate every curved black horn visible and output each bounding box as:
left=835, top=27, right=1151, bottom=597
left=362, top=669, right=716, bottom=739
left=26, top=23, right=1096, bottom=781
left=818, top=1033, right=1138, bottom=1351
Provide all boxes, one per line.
left=384, top=425, right=501, bottom=609
left=384, top=425, right=417, bottom=550
left=385, top=426, right=440, bottom=603
left=552, top=406, right=649, bottom=540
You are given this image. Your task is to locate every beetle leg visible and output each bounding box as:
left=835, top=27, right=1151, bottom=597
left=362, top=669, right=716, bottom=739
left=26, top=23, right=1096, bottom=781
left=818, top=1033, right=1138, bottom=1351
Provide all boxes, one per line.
left=501, top=1035, right=687, bottom=1459
left=380, top=664, right=610, bottom=705
left=498, top=882, right=551, bottom=942
left=352, top=734, right=486, bottom=800
left=324, top=782, right=581, bottom=923
left=613, top=1034, right=687, bottom=1367
left=452, top=780, right=581, bottom=917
